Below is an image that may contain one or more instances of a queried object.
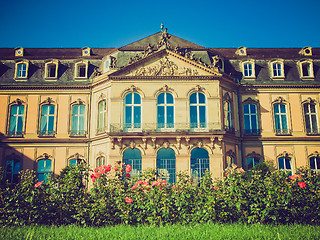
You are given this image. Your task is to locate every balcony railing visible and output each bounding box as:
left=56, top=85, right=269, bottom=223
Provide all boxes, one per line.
left=275, top=129, right=292, bottom=135
left=7, top=131, right=23, bottom=137
left=244, top=129, right=261, bottom=135
left=38, top=130, right=55, bottom=137
left=306, top=128, right=320, bottom=135
left=70, top=130, right=86, bottom=137
left=109, top=122, right=224, bottom=134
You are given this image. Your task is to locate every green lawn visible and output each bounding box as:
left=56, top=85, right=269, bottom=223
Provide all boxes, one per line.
left=1, top=224, right=320, bottom=240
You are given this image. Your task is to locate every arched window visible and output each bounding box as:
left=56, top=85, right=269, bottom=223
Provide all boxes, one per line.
left=157, top=92, right=174, bottom=130
left=243, top=103, right=259, bottom=135
left=273, top=103, right=289, bottom=135
left=39, top=104, right=55, bottom=136
left=96, top=156, right=105, bottom=167
left=247, top=157, right=260, bottom=170
left=157, top=148, right=176, bottom=184
left=278, top=156, right=292, bottom=175
left=303, top=102, right=318, bottom=134
left=8, top=104, right=25, bottom=137
left=38, top=158, right=52, bottom=182
left=189, top=92, right=207, bottom=130
left=224, top=101, right=233, bottom=132
left=5, top=157, right=20, bottom=184
left=123, top=148, right=142, bottom=178
left=71, top=104, right=85, bottom=136
left=124, top=93, right=141, bottom=131
left=45, top=60, right=59, bottom=79
left=190, top=148, right=209, bottom=182
left=75, top=61, right=88, bottom=79
left=270, top=60, right=284, bottom=78
left=15, top=61, right=28, bottom=78
left=310, top=156, right=320, bottom=172
left=97, top=100, right=106, bottom=133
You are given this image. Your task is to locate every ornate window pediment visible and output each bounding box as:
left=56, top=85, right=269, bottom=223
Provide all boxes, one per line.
left=272, top=96, right=287, bottom=104
left=242, top=97, right=259, bottom=105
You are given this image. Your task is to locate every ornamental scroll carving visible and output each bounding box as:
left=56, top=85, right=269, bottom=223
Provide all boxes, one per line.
left=131, top=56, right=199, bottom=76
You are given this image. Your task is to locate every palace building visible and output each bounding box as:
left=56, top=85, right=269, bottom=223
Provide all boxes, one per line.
left=1, top=29, right=320, bottom=183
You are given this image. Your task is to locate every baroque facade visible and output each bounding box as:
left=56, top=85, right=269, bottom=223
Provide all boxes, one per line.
left=1, top=29, right=320, bottom=183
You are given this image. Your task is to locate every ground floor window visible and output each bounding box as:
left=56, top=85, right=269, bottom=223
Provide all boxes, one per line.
left=190, top=148, right=209, bottom=182
left=123, top=148, right=142, bottom=178
left=157, top=148, right=176, bottom=184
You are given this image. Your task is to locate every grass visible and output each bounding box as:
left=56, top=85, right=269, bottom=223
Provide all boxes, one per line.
left=1, top=223, right=320, bottom=240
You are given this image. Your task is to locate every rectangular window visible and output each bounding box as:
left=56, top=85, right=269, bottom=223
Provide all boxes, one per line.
left=243, top=104, right=259, bottom=135
left=273, top=63, right=283, bottom=77
left=8, top=105, right=24, bottom=136
left=97, top=100, right=106, bottom=133
left=71, top=105, right=85, bottom=136
left=274, top=104, right=289, bottom=135
left=17, top=63, right=27, bottom=78
left=6, top=159, right=20, bottom=183
left=38, top=159, right=52, bottom=182
left=304, top=103, right=319, bottom=134
left=40, top=105, right=55, bottom=136
left=244, top=63, right=253, bottom=77
left=47, top=64, right=57, bottom=78
left=78, top=64, right=86, bottom=78
left=302, top=63, right=312, bottom=77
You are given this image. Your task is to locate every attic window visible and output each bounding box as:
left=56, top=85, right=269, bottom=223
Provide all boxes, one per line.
left=236, top=47, right=247, bottom=56
left=298, top=59, right=314, bottom=79
left=74, top=60, right=88, bottom=79
left=15, top=60, right=29, bottom=80
left=269, top=59, right=284, bottom=79
left=299, top=47, right=312, bottom=56
left=45, top=60, right=59, bottom=80
left=15, top=48, right=24, bottom=57
left=82, top=47, right=91, bottom=57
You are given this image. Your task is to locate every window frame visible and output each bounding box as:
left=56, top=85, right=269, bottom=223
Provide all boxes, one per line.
left=156, top=147, right=176, bottom=184
left=223, top=93, right=233, bottom=133
left=272, top=97, right=291, bottom=135
left=70, top=99, right=86, bottom=137
left=157, top=92, right=175, bottom=132
left=241, top=60, right=255, bottom=78
left=189, top=92, right=208, bottom=132
left=190, top=147, right=210, bottom=182
left=298, top=59, right=314, bottom=79
left=44, top=60, right=59, bottom=80
left=246, top=152, right=262, bottom=170
left=226, top=150, right=236, bottom=169
left=302, top=99, right=319, bottom=135
left=242, top=98, right=260, bottom=135
left=36, top=153, right=54, bottom=183
left=123, top=92, right=142, bottom=132
left=7, top=99, right=26, bottom=137
left=14, top=60, right=29, bottom=80
left=5, top=154, right=21, bottom=184
left=74, top=60, right=88, bottom=79
left=308, top=152, right=320, bottom=173
left=38, top=98, right=57, bottom=137
left=277, top=152, right=293, bottom=175
left=269, top=59, right=285, bottom=79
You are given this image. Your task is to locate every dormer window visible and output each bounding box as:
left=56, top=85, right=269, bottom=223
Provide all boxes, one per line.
left=15, top=47, right=24, bottom=57
left=236, top=46, right=247, bottom=56
left=298, top=59, right=314, bottom=79
left=15, top=60, right=29, bottom=79
left=45, top=60, right=59, bottom=80
left=82, top=47, right=91, bottom=56
left=270, top=59, right=284, bottom=79
left=75, top=61, right=88, bottom=79
left=242, top=60, right=255, bottom=78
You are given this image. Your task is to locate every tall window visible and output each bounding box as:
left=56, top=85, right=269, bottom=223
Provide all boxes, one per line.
left=243, top=104, right=259, bottom=135
left=47, top=63, right=57, bottom=78
left=274, top=103, right=289, bottom=135
left=5, top=159, right=20, bottom=183
left=272, top=63, right=283, bottom=77
left=96, top=156, right=105, bottom=167
left=124, top=93, right=141, bottom=131
left=224, top=101, right=233, bottom=132
left=247, top=157, right=260, bottom=170
left=157, top=92, right=174, bottom=130
left=40, top=104, right=55, bottom=136
left=123, top=148, right=142, bottom=178
left=97, top=100, right=106, bottom=133
left=77, top=64, right=87, bottom=78
left=303, top=103, right=318, bottom=134
left=38, top=159, right=52, bottom=182
left=190, top=148, right=209, bottom=182
left=190, top=92, right=207, bottom=130
left=310, top=156, right=320, bottom=172
left=278, top=156, right=292, bottom=175
left=302, top=62, right=312, bottom=77
left=243, top=63, right=253, bottom=77
left=71, top=105, right=85, bottom=136
left=8, top=104, right=25, bottom=136
left=16, top=63, right=27, bottom=78
left=157, top=148, right=176, bottom=184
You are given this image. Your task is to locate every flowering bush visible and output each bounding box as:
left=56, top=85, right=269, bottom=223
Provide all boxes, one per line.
left=0, top=162, right=320, bottom=226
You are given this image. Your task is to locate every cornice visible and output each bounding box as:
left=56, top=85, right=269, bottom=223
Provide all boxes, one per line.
left=240, top=83, right=320, bottom=89
left=0, top=84, right=91, bottom=90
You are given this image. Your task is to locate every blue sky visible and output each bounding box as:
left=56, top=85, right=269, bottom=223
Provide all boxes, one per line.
left=1, top=0, right=320, bottom=48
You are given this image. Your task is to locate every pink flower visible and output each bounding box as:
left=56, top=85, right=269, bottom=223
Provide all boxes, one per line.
left=34, top=182, right=43, bottom=188
left=298, top=182, right=307, bottom=188
left=214, top=187, right=219, bottom=190
left=172, top=186, right=176, bottom=189
left=125, top=197, right=133, bottom=203
left=289, top=174, right=302, bottom=180
left=125, top=173, right=131, bottom=179
left=114, top=165, right=119, bottom=171
left=132, top=185, right=137, bottom=190
left=126, top=164, right=132, bottom=173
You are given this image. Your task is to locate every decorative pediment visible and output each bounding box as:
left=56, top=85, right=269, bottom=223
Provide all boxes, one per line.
left=71, top=98, right=85, bottom=105
left=246, top=151, right=262, bottom=159
left=10, top=98, right=25, bottom=106
left=277, top=151, right=292, bottom=159
left=272, top=96, right=287, bottom=104
left=41, top=97, right=55, bottom=105
left=110, top=50, right=222, bottom=78
left=302, top=97, right=317, bottom=105
left=36, top=153, right=53, bottom=161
